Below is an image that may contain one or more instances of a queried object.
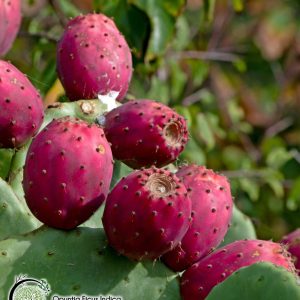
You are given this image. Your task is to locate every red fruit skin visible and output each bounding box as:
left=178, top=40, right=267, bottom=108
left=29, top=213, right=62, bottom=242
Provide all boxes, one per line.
left=102, top=167, right=192, bottom=260
left=0, top=0, right=22, bottom=56
left=282, top=228, right=300, bottom=273
left=104, top=99, right=189, bottom=168
left=0, top=60, right=44, bottom=148
left=180, top=240, right=295, bottom=300
left=57, top=13, right=132, bottom=101
left=162, top=165, right=233, bottom=271
left=23, top=117, right=113, bottom=229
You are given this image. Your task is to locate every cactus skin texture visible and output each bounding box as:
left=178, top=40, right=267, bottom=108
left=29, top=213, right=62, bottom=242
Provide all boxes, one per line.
left=104, top=99, right=189, bottom=168
left=0, top=177, right=40, bottom=240
left=102, top=167, right=192, bottom=260
left=162, top=165, right=233, bottom=272
left=282, top=228, right=300, bottom=273
left=180, top=239, right=295, bottom=300
left=206, top=262, right=300, bottom=300
left=0, top=0, right=21, bottom=56
left=0, top=227, right=181, bottom=299
left=23, top=117, right=113, bottom=229
left=0, top=60, right=44, bottom=148
left=57, top=13, right=132, bottom=101
left=219, top=205, right=256, bottom=248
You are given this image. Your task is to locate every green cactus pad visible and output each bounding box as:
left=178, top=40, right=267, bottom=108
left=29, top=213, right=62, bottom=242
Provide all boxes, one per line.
left=43, top=99, right=109, bottom=128
left=0, top=178, right=40, bottom=240
left=0, top=149, right=14, bottom=180
left=219, top=205, right=256, bottom=248
left=206, top=262, right=300, bottom=300
left=0, top=226, right=180, bottom=299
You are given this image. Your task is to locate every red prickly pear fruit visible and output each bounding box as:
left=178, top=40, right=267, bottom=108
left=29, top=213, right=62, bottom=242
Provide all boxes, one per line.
left=23, top=117, right=113, bottom=229
left=162, top=165, right=233, bottom=271
left=57, top=13, right=132, bottom=101
left=102, top=167, right=192, bottom=260
left=0, top=0, right=22, bottom=56
left=282, top=228, right=300, bottom=273
left=180, top=240, right=296, bottom=300
left=0, top=60, right=44, bottom=148
left=104, top=99, right=189, bottom=168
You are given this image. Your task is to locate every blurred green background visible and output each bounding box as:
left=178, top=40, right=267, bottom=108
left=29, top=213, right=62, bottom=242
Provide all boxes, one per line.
left=2, top=0, right=300, bottom=240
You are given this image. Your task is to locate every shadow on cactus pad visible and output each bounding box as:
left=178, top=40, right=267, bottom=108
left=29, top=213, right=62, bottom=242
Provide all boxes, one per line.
left=0, top=226, right=180, bottom=299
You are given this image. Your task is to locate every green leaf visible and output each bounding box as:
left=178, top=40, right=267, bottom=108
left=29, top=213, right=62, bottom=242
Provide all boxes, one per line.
left=179, top=138, right=206, bottom=165
left=169, top=61, right=188, bottom=101
left=196, top=113, right=215, bottom=150
left=131, top=0, right=186, bottom=61
left=203, top=0, right=216, bottom=21
left=287, top=177, right=300, bottom=210
left=239, top=178, right=259, bottom=202
left=266, top=148, right=292, bottom=169
left=232, top=0, right=244, bottom=12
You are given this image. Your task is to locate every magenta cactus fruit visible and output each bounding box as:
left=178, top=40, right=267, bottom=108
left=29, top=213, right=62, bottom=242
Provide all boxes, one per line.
left=180, top=240, right=295, bottom=300
left=104, top=99, right=189, bottom=168
left=0, top=0, right=22, bottom=56
left=282, top=228, right=300, bottom=273
left=162, top=165, right=233, bottom=271
left=102, top=167, right=192, bottom=260
left=57, top=13, right=132, bottom=101
left=0, top=60, right=44, bottom=148
left=23, top=117, right=113, bottom=229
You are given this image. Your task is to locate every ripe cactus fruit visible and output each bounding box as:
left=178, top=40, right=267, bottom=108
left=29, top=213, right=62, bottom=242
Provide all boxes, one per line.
left=162, top=165, right=233, bottom=271
left=0, top=60, right=44, bottom=148
left=0, top=0, right=22, bottom=56
left=281, top=228, right=300, bottom=273
left=102, top=167, right=192, bottom=260
left=180, top=240, right=295, bottom=300
left=104, top=99, right=189, bottom=168
left=23, top=117, right=113, bottom=229
left=57, top=13, right=132, bottom=101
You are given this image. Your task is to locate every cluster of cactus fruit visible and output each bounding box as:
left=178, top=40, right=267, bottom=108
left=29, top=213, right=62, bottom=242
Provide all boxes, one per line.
left=1, top=8, right=300, bottom=300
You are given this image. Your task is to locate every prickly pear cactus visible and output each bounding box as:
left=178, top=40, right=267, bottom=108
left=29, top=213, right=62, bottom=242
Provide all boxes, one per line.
left=7, top=99, right=112, bottom=204
left=0, top=227, right=180, bottom=299
left=43, top=99, right=110, bottom=127
left=219, top=205, right=256, bottom=248
left=0, top=149, right=13, bottom=179
left=0, top=177, right=40, bottom=240
left=206, top=262, right=300, bottom=300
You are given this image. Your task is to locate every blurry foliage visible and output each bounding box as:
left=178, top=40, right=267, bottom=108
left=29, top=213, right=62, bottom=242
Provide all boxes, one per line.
left=2, top=0, right=300, bottom=240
